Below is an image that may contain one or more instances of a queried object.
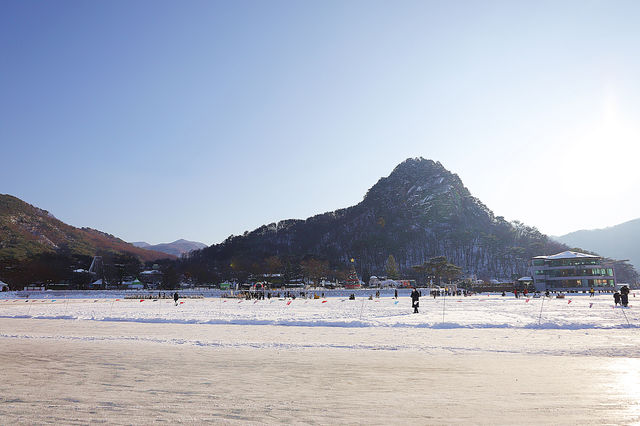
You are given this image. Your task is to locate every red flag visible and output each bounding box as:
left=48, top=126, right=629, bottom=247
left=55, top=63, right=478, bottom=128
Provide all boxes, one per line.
left=526, top=299, right=530, bottom=303
left=287, top=300, right=292, bottom=305
left=322, top=300, right=328, bottom=303
left=568, top=300, right=572, bottom=304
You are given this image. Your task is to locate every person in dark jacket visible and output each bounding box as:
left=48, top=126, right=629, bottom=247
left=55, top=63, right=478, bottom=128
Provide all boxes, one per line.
left=173, top=292, right=179, bottom=306
left=394, top=289, right=398, bottom=299
left=411, top=288, right=420, bottom=313
left=613, top=291, right=621, bottom=306
left=620, top=286, right=630, bottom=307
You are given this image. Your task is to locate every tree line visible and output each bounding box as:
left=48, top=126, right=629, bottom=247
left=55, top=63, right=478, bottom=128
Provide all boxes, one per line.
left=0, top=250, right=179, bottom=290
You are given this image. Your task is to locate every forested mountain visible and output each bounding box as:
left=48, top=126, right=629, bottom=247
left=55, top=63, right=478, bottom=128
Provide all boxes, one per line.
left=132, top=239, right=207, bottom=257
left=183, top=158, right=569, bottom=283
left=556, top=219, right=640, bottom=271
left=0, top=194, right=174, bottom=263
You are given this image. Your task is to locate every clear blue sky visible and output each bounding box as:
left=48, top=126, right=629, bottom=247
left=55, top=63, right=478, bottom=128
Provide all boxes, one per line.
left=2, top=0, right=640, bottom=245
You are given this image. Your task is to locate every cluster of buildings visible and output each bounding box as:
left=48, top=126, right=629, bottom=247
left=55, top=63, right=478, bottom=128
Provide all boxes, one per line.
left=366, top=251, right=621, bottom=293
left=0, top=250, right=627, bottom=293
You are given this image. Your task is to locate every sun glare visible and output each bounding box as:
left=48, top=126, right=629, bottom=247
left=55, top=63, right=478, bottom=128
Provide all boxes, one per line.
left=606, top=358, right=640, bottom=421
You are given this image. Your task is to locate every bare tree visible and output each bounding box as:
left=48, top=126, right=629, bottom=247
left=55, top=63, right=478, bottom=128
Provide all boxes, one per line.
left=300, top=258, right=329, bottom=287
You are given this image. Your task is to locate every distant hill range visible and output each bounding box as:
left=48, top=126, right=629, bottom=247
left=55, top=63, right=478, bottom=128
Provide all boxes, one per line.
left=556, top=219, right=640, bottom=270
left=186, top=158, right=578, bottom=281
left=131, top=239, right=207, bottom=257
left=0, top=194, right=175, bottom=263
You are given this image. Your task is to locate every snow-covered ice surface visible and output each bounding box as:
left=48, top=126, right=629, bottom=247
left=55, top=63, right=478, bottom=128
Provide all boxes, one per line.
left=2, top=292, right=640, bottom=424
left=3, top=291, right=640, bottom=358
left=2, top=292, right=640, bottom=358
left=2, top=291, right=639, bottom=331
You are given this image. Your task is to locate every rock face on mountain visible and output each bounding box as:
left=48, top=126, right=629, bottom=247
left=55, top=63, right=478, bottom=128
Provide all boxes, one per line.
left=556, top=219, right=640, bottom=270
left=132, top=239, right=207, bottom=257
left=0, top=194, right=174, bottom=262
left=189, top=158, right=565, bottom=280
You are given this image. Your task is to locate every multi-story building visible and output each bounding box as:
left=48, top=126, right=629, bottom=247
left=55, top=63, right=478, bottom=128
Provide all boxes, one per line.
left=530, top=250, right=615, bottom=291
left=139, top=269, right=163, bottom=288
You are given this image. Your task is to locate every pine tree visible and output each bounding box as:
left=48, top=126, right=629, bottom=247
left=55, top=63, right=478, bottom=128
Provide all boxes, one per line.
left=385, top=254, right=399, bottom=280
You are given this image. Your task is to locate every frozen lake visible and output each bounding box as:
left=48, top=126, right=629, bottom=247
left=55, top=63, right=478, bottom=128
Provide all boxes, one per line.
left=2, top=292, right=640, bottom=424
left=1, top=291, right=639, bottom=332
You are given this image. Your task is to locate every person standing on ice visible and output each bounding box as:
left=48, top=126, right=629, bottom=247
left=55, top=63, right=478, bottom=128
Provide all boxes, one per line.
left=613, top=291, right=621, bottom=306
left=394, top=289, right=398, bottom=299
left=411, top=288, right=420, bottom=313
left=620, top=286, right=630, bottom=307
left=173, top=292, right=179, bottom=306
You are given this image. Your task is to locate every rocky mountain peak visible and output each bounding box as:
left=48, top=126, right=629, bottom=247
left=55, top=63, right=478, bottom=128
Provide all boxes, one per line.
left=359, top=158, right=486, bottom=231
left=187, top=158, right=567, bottom=281
left=364, top=158, right=466, bottom=204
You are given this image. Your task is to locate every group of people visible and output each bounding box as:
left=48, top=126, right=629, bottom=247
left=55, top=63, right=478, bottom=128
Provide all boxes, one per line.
left=409, top=285, right=634, bottom=313
left=512, top=289, right=529, bottom=298
left=229, top=291, right=328, bottom=300
left=177, top=286, right=634, bottom=313
left=614, top=285, right=631, bottom=307
left=409, top=287, right=472, bottom=313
